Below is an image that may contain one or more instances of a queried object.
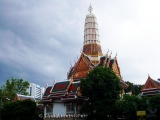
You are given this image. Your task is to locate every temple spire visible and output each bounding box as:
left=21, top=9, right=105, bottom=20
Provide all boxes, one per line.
left=83, top=4, right=103, bottom=65
left=88, top=3, right=93, bottom=13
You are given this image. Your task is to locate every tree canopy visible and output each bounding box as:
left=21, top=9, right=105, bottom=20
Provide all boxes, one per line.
left=80, top=66, right=122, bottom=118
left=149, top=95, right=160, bottom=119
left=1, top=99, right=43, bottom=120
left=115, top=95, right=148, bottom=120
left=0, top=77, right=29, bottom=103
left=124, top=81, right=143, bottom=95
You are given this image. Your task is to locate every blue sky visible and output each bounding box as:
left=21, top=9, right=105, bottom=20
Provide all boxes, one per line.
left=0, top=0, right=160, bottom=87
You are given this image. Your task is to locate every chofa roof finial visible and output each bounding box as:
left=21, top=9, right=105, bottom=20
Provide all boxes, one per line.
left=80, top=48, right=82, bottom=53
left=107, top=49, right=109, bottom=54
left=148, top=74, right=150, bottom=78
left=115, top=52, right=117, bottom=57
left=106, top=49, right=109, bottom=57
left=109, top=51, right=112, bottom=57
left=88, top=3, right=93, bottom=13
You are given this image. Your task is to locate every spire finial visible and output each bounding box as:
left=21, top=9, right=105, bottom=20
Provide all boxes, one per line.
left=88, top=3, right=93, bottom=13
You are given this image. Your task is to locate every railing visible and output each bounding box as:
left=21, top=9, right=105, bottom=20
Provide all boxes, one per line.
left=44, top=114, right=87, bottom=120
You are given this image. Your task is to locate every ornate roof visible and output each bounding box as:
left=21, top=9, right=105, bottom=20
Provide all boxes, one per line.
left=68, top=82, right=79, bottom=95
left=140, top=76, right=160, bottom=97
left=51, top=81, right=70, bottom=93
left=142, top=76, right=160, bottom=90
left=40, top=80, right=85, bottom=103
left=43, top=86, right=52, bottom=97
left=68, top=52, right=94, bottom=80
left=68, top=51, right=123, bottom=80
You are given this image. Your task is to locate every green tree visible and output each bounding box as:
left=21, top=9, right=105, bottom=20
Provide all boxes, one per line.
left=80, top=66, right=122, bottom=119
left=0, top=85, right=7, bottom=106
left=149, top=95, right=160, bottom=119
left=1, top=99, right=42, bottom=120
left=116, top=95, right=148, bottom=120
left=124, top=81, right=143, bottom=95
left=0, top=77, right=29, bottom=102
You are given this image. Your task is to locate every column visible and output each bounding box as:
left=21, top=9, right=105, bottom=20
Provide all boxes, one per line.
left=44, top=105, right=46, bottom=117
left=52, top=103, right=54, bottom=115
left=74, top=102, right=77, bottom=115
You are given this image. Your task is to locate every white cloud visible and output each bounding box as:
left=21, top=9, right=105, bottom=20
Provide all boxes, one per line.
left=0, top=0, right=160, bottom=86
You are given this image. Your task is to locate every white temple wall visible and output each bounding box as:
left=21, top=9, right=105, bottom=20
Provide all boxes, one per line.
left=53, top=99, right=66, bottom=115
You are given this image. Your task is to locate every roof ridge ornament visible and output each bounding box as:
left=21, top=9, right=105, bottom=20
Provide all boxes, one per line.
left=107, top=49, right=109, bottom=54
left=109, top=51, right=112, bottom=57
left=88, top=3, right=93, bottom=13
left=105, top=49, right=109, bottom=57
left=70, top=61, right=72, bottom=67
left=148, top=74, right=150, bottom=78
left=115, top=52, right=117, bottom=58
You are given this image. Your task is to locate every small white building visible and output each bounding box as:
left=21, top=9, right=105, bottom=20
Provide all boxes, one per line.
left=27, top=83, right=44, bottom=99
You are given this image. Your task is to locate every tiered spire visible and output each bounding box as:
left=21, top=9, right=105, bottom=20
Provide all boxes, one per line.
left=83, top=4, right=103, bottom=65
left=88, top=3, right=93, bottom=13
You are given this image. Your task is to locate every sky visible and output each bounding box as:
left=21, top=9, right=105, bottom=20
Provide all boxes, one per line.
left=0, top=0, right=160, bottom=87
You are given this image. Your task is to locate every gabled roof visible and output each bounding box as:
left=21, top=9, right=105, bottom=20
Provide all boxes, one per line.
left=120, top=81, right=128, bottom=89
left=68, top=82, right=79, bottom=95
left=97, top=55, right=122, bottom=80
left=142, top=76, right=160, bottom=91
left=51, top=81, right=70, bottom=93
left=43, top=86, right=52, bottom=97
left=68, top=52, right=94, bottom=80
left=140, top=76, right=160, bottom=97
left=97, top=56, right=106, bottom=66
left=97, top=55, right=114, bottom=69
left=48, top=80, right=72, bottom=99
left=109, top=59, right=114, bottom=68
left=41, top=80, right=84, bottom=103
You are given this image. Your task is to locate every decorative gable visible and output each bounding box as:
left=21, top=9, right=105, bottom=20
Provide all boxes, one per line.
left=98, top=55, right=122, bottom=80
left=72, top=53, right=92, bottom=79
left=112, top=59, right=122, bottom=79
left=68, top=82, right=79, bottom=94
left=143, top=76, right=157, bottom=90
left=44, top=86, right=52, bottom=97
left=141, top=76, right=160, bottom=97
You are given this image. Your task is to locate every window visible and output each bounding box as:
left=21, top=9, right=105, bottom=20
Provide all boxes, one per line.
left=66, top=103, right=74, bottom=112
left=76, top=105, right=81, bottom=112
left=46, top=104, right=53, bottom=114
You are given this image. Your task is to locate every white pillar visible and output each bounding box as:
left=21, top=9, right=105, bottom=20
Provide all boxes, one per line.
left=44, top=105, right=46, bottom=116
left=52, top=103, right=54, bottom=115
left=74, top=102, right=77, bottom=115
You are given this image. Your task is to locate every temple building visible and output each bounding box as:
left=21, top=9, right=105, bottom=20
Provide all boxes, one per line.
left=140, top=75, right=160, bottom=97
left=67, top=4, right=127, bottom=88
left=41, top=4, right=128, bottom=117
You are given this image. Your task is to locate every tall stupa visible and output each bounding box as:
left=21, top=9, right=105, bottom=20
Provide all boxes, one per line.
left=83, top=4, right=103, bottom=65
